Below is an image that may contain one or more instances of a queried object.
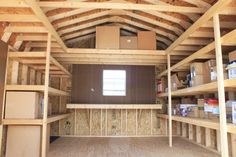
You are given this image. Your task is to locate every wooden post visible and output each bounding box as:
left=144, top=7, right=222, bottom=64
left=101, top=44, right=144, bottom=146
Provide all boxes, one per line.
left=205, top=128, right=211, bottom=147
left=182, top=123, right=187, bottom=138
left=167, top=54, right=172, bottom=147
left=213, top=14, right=229, bottom=157
left=41, top=33, right=51, bottom=157
left=189, top=124, right=193, bottom=140
left=101, top=109, right=102, bottom=136
left=196, top=126, right=201, bottom=144
left=0, top=44, right=10, bottom=155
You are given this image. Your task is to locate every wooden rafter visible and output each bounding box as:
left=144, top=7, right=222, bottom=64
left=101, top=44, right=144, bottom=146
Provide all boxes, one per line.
left=166, top=0, right=232, bottom=54
left=38, top=1, right=206, bottom=13
left=23, top=0, right=67, bottom=52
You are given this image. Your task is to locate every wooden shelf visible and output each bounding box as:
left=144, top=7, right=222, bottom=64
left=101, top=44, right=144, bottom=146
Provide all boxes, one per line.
left=5, top=85, right=70, bottom=96
left=2, top=113, right=71, bottom=125
left=47, top=113, right=71, bottom=123
left=157, top=114, right=236, bottom=134
left=157, top=79, right=236, bottom=97
left=8, top=51, right=71, bottom=77
left=67, top=104, right=162, bottom=109
left=2, top=119, right=43, bottom=125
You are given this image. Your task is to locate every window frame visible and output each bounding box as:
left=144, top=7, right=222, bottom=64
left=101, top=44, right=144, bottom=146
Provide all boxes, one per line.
left=102, top=70, right=126, bottom=96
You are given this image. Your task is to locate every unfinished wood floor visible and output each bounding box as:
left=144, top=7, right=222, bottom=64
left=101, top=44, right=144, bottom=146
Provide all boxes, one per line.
left=48, top=137, right=220, bottom=157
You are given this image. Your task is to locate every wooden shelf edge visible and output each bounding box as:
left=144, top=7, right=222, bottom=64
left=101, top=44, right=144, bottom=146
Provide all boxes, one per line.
left=157, top=114, right=236, bottom=134
left=5, top=85, right=70, bottom=96
left=2, top=119, right=43, bottom=125
left=67, top=104, right=162, bottom=109
left=47, top=113, right=71, bottom=123
left=157, top=79, right=236, bottom=97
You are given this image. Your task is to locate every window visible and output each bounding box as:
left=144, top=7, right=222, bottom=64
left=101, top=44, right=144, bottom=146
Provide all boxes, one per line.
left=103, top=70, right=126, bottom=96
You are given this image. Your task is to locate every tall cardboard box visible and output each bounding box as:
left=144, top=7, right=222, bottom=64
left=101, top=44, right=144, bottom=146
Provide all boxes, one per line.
left=96, top=26, right=120, bottom=49
left=5, top=92, right=43, bottom=119
left=6, top=126, right=41, bottom=157
left=137, top=31, right=156, bottom=50
left=120, top=36, right=137, bottom=49
left=6, top=125, right=51, bottom=157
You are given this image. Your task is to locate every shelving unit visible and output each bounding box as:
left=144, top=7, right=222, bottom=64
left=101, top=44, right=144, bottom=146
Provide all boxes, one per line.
left=156, top=13, right=236, bottom=157
left=1, top=33, right=72, bottom=157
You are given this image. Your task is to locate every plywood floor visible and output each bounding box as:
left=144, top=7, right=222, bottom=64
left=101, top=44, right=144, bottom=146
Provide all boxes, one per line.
left=48, top=137, right=220, bottom=157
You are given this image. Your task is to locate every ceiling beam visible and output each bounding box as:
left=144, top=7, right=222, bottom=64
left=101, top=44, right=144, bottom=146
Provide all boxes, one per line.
left=38, top=1, right=206, bottom=13
left=23, top=0, right=67, bottom=52
left=166, top=0, right=232, bottom=54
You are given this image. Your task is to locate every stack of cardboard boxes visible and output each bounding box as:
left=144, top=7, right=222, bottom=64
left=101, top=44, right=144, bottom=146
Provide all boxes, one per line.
left=5, top=92, right=51, bottom=157
left=96, top=26, right=156, bottom=50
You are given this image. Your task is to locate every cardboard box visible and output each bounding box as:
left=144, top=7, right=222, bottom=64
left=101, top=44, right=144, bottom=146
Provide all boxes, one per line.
left=5, top=92, right=43, bottom=119
left=120, top=36, right=137, bottom=49
left=96, top=26, right=120, bottom=49
left=190, top=62, right=205, bottom=78
left=6, top=126, right=41, bottom=157
left=229, top=51, right=236, bottom=62
left=6, top=125, right=50, bottom=157
left=190, top=75, right=207, bottom=87
left=137, top=31, right=156, bottom=50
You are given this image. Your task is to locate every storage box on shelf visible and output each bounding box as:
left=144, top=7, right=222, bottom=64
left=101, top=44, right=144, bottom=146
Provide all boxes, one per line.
left=120, top=36, right=138, bottom=49
left=137, top=31, right=156, bottom=50
left=96, top=26, right=120, bottom=49
left=6, top=125, right=50, bottom=157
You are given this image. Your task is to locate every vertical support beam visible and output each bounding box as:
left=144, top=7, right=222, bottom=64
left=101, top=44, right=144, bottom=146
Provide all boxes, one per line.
left=106, top=109, right=108, bottom=136
left=120, top=109, right=122, bottom=135
left=196, top=126, right=201, bottom=144
left=167, top=54, right=172, bottom=147
left=189, top=124, right=193, bottom=140
left=89, top=109, right=92, bottom=136
left=182, top=123, right=187, bottom=138
left=101, top=109, right=102, bottom=136
left=0, top=42, right=9, bottom=155
left=74, top=109, right=76, bottom=135
left=41, top=33, right=51, bottom=157
left=205, top=128, right=211, bottom=147
left=217, top=130, right=221, bottom=152
left=213, top=14, right=229, bottom=157
left=126, top=109, right=128, bottom=136
left=150, top=109, right=153, bottom=135
left=136, top=109, right=138, bottom=135
left=177, top=122, right=181, bottom=136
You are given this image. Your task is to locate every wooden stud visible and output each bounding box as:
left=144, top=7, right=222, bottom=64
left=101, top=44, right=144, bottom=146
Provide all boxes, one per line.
left=196, top=126, right=201, bottom=144
left=205, top=128, right=211, bottom=147
left=41, top=33, right=51, bottom=157
left=189, top=124, right=193, bottom=140
left=167, top=54, right=172, bottom=147
left=213, top=14, right=229, bottom=157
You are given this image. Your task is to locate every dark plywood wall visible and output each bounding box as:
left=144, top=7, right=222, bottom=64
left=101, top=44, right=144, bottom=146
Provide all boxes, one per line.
left=71, top=64, right=155, bottom=104
left=0, top=41, right=8, bottom=123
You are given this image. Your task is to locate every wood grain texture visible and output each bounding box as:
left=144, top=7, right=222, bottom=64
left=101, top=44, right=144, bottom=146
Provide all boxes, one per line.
left=48, top=137, right=220, bottom=157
